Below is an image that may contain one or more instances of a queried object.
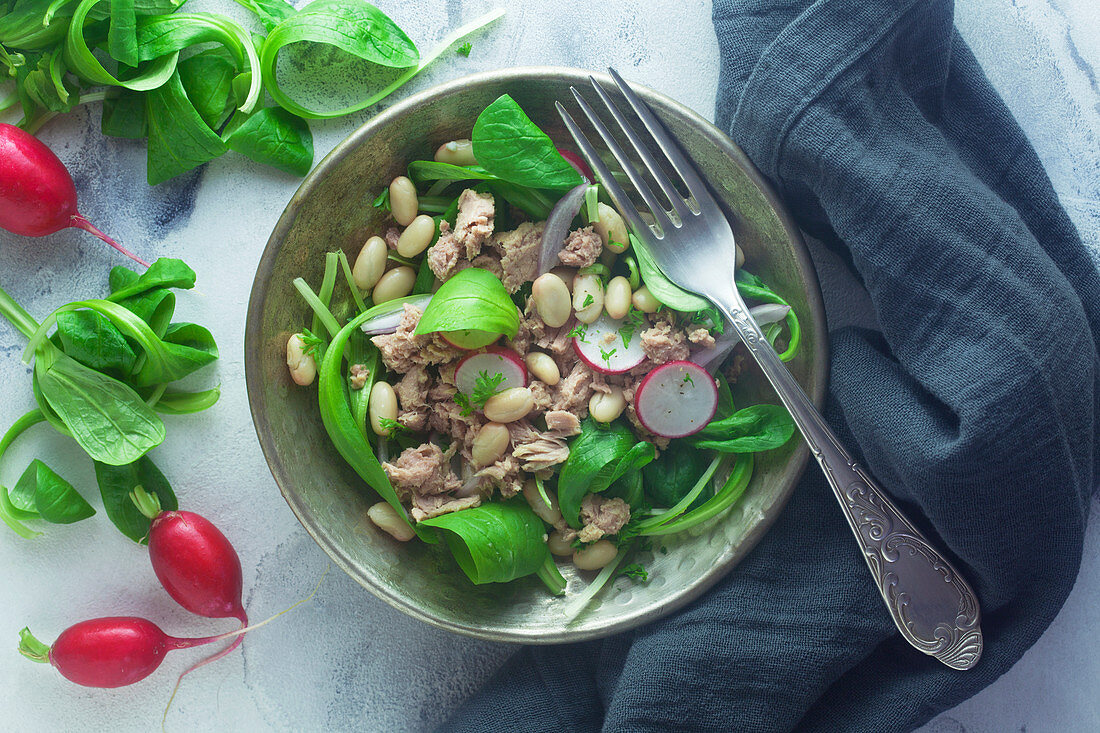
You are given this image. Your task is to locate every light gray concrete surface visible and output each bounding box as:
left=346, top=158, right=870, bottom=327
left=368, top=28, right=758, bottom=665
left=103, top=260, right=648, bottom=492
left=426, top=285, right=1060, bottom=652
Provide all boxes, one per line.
left=0, top=0, right=1096, bottom=730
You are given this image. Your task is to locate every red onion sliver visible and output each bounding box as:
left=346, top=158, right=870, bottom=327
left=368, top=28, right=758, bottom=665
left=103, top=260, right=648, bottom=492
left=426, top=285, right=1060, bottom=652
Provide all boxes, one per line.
left=558, top=149, right=593, bottom=182
left=692, top=303, right=792, bottom=373
left=359, top=293, right=433, bottom=335
left=537, top=182, right=589, bottom=276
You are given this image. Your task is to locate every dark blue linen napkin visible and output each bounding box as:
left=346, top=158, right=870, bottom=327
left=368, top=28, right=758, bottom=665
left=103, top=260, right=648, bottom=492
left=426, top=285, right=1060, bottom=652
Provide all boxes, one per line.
left=442, top=0, right=1100, bottom=730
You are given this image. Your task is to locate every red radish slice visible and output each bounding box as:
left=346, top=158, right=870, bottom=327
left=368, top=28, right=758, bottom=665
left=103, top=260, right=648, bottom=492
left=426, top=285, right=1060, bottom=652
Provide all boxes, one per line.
left=634, top=361, right=718, bottom=438
left=441, top=329, right=500, bottom=350
left=573, top=313, right=646, bottom=374
left=455, top=347, right=527, bottom=396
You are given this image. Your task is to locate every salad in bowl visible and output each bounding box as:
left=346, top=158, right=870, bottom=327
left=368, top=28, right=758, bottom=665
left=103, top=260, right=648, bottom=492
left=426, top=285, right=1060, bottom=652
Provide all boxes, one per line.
left=285, top=93, right=803, bottom=612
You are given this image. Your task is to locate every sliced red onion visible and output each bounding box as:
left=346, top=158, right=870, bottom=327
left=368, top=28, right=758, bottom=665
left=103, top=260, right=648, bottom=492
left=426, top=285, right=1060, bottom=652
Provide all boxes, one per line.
left=692, top=303, right=792, bottom=373
left=558, top=149, right=593, bottom=182
left=359, top=293, right=433, bottom=335
left=537, top=182, right=589, bottom=276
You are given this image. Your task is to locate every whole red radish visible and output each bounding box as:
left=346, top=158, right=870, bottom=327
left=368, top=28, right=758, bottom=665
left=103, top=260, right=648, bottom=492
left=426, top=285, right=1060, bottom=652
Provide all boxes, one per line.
left=132, top=487, right=248, bottom=626
left=18, top=618, right=221, bottom=688
left=0, top=123, right=149, bottom=267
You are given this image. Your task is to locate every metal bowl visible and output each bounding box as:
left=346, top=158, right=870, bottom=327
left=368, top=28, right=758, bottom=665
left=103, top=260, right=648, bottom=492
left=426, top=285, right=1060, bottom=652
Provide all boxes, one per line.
left=245, top=67, right=827, bottom=643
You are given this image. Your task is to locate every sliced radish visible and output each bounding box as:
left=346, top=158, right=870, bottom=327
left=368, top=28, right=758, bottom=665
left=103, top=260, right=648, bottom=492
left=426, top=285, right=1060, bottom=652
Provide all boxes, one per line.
left=573, top=312, right=647, bottom=374
left=455, top=347, right=527, bottom=397
left=634, top=361, right=718, bottom=438
left=441, top=329, right=500, bottom=350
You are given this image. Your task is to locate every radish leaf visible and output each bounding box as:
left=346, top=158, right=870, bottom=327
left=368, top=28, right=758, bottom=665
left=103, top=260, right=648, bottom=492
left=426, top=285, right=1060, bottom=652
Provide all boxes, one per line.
left=690, top=404, right=795, bottom=453
left=224, top=106, right=314, bottom=176
left=94, top=454, right=177, bottom=543
left=557, top=418, right=656, bottom=527
left=472, top=94, right=584, bottom=191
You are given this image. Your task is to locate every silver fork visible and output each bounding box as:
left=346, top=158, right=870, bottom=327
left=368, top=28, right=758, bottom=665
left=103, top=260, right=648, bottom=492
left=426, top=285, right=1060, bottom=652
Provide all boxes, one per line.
left=557, top=68, right=983, bottom=670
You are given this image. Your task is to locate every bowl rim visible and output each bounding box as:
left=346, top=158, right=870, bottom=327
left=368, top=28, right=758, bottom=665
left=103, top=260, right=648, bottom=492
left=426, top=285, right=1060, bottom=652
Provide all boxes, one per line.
left=245, top=65, right=828, bottom=644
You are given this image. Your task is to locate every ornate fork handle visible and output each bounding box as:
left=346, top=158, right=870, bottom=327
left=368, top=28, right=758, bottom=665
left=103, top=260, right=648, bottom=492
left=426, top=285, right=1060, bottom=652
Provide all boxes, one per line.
left=714, top=291, right=983, bottom=670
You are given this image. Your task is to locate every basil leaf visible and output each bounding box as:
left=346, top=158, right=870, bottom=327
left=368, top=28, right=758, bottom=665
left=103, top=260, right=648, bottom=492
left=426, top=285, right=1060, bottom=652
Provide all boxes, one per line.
left=419, top=501, right=549, bottom=585
left=35, top=352, right=165, bottom=465
left=643, top=446, right=713, bottom=510
left=177, top=49, right=235, bottom=129
left=56, top=310, right=138, bottom=375
left=13, top=459, right=95, bottom=524
left=65, top=0, right=179, bottom=91
left=632, top=232, right=711, bottom=312
left=108, top=0, right=138, bottom=67
left=94, top=455, right=177, bottom=543
left=557, top=418, right=656, bottom=527
left=414, top=268, right=518, bottom=339
left=472, top=94, right=583, bottom=191
left=317, top=302, right=436, bottom=543
left=101, top=88, right=147, bottom=138
left=108, top=258, right=196, bottom=300
left=690, top=404, right=795, bottom=453
left=259, top=0, right=418, bottom=119
left=135, top=12, right=262, bottom=113
left=146, top=70, right=228, bottom=185
left=407, top=160, right=496, bottom=184
left=153, top=386, right=221, bottom=414
left=224, top=106, right=314, bottom=176
left=230, top=0, right=296, bottom=32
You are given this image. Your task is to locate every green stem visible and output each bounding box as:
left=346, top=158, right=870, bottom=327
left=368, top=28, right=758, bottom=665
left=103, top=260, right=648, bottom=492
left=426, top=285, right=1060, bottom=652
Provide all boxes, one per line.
left=17, top=628, right=50, bottom=663
left=0, top=285, right=40, bottom=340
left=0, top=410, right=47, bottom=539
left=641, top=454, right=754, bottom=536
left=536, top=554, right=566, bottom=595
left=292, top=278, right=341, bottom=339
left=635, top=454, right=722, bottom=531
left=336, top=250, right=367, bottom=314
left=564, top=543, right=631, bottom=622
left=130, top=484, right=162, bottom=520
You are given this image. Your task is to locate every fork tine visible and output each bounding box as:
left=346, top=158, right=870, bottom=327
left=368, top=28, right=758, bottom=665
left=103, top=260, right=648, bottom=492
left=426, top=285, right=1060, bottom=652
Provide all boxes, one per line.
left=568, top=87, right=674, bottom=233
left=588, top=76, right=692, bottom=220
left=607, top=67, right=711, bottom=206
left=555, top=102, right=653, bottom=238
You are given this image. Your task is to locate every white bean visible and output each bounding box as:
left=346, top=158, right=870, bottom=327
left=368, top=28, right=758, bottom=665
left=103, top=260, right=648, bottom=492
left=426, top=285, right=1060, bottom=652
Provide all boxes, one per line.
left=735, top=244, right=745, bottom=269
left=547, top=530, right=574, bottom=557
left=523, top=480, right=563, bottom=525
left=604, top=276, right=632, bottom=320
left=367, top=502, right=415, bottom=542
left=286, top=333, right=317, bottom=386
left=371, top=266, right=415, bottom=304
left=389, top=176, right=418, bottom=226
left=525, top=352, right=560, bottom=386
left=550, top=267, right=575, bottom=296
left=573, top=539, right=617, bottom=570
left=471, top=422, right=510, bottom=467
left=573, top=273, right=604, bottom=324
left=531, top=273, right=571, bottom=328
left=632, top=284, right=660, bottom=313
left=483, top=387, right=534, bottom=423
left=397, top=214, right=436, bottom=258
left=593, top=202, right=629, bottom=253
left=589, top=386, right=626, bottom=423
left=434, top=139, right=477, bottom=166
left=368, top=381, right=398, bottom=436
left=353, top=236, right=388, bottom=290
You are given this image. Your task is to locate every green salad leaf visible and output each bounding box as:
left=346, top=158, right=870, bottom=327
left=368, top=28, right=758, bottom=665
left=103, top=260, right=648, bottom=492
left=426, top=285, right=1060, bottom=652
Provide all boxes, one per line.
left=10, top=459, right=95, bottom=524
left=557, top=418, right=656, bottom=527
left=472, top=94, right=585, bottom=190
left=691, top=404, right=795, bottom=453
left=419, top=501, right=550, bottom=585
left=107, top=258, right=196, bottom=301
left=94, top=455, right=177, bottom=543
left=414, top=268, right=519, bottom=340
left=223, top=106, right=314, bottom=176
left=55, top=310, right=138, bottom=376
left=643, top=445, right=714, bottom=511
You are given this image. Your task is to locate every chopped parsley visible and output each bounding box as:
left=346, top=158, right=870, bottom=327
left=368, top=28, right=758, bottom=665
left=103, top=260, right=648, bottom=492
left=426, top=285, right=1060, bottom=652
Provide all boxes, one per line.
left=299, top=328, right=324, bottom=358
left=377, top=417, right=406, bottom=435
left=600, top=346, right=617, bottom=363
left=682, top=372, right=695, bottom=386
left=618, top=307, right=645, bottom=348
left=619, top=563, right=649, bottom=583
left=456, top=41, right=473, bottom=57
left=372, top=188, right=391, bottom=212
left=581, top=293, right=595, bottom=308
left=690, top=306, right=724, bottom=334
left=454, top=370, right=506, bottom=416
left=568, top=324, right=589, bottom=342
